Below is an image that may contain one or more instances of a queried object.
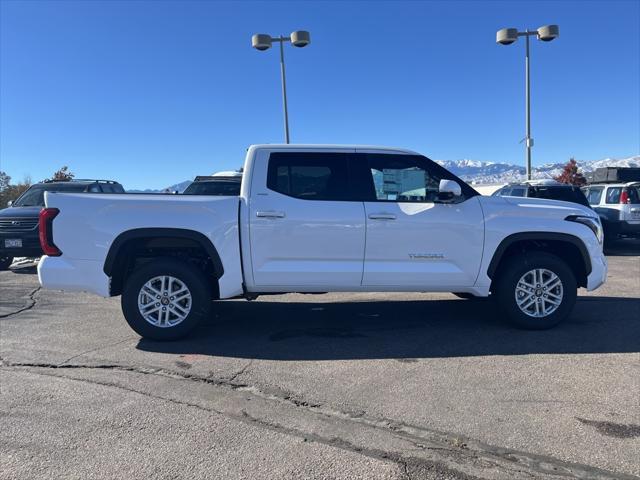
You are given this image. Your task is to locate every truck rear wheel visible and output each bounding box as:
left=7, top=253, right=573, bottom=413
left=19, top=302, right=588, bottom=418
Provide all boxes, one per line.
left=495, top=252, right=577, bottom=330
left=121, top=258, right=211, bottom=340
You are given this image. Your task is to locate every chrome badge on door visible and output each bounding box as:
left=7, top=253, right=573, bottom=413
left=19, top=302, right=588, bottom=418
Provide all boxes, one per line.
left=408, top=253, right=444, bottom=260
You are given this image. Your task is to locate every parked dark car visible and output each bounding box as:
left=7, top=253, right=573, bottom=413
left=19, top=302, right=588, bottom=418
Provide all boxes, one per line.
left=492, top=180, right=591, bottom=207
left=182, top=174, right=242, bottom=196
left=0, top=179, right=124, bottom=269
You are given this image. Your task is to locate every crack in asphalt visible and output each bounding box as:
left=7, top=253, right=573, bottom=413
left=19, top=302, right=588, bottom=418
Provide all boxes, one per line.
left=0, top=359, right=635, bottom=480
left=225, top=359, right=254, bottom=383
left=57, top=336, right=138, bottom=366
left=236, top=409, right=481, bottom=480
left=0, top=286, right=41, bottom=319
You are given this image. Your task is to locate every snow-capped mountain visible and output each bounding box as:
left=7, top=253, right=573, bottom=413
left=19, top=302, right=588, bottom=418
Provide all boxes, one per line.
left=127, top=180, right=192, bottom=194
left=436, top=155, right=639, bottom=185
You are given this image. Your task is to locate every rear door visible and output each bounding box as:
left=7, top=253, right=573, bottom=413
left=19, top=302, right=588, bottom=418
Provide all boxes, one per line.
left=356, top=153, right=485, bottom=288
left=248, top=151, right=366, bottom=288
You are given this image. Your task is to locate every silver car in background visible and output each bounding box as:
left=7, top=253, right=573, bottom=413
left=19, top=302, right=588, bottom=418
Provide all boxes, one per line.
left=582, top=182, right=640, bottom=243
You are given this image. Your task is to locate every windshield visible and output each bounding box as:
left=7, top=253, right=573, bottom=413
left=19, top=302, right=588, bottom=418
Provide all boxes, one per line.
left=183, top=181, right=241, bottom=196
left=13, top=183, right=87, bottom=207
left=529, top=186, right=591, bottom=207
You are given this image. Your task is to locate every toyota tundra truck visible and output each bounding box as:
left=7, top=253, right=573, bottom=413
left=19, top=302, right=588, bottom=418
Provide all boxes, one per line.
left=37, top=145, right=607, bottom=340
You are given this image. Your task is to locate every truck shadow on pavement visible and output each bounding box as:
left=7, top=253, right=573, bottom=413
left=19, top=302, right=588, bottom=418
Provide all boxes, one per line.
left=604, top=238, right=640, bottom=256
left=137, top=295, right=640, bottom=360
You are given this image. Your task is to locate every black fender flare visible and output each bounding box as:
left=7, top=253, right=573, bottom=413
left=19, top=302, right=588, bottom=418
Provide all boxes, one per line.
left=103, top=228, right=224, bottom=278
left=486, top=232, right=592, bottom=279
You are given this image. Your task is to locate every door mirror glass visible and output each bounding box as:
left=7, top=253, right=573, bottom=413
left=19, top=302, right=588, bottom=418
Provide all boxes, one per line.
left=6, top=200, right=12, bottom=207
left=437, top=179, right=462, bottom=202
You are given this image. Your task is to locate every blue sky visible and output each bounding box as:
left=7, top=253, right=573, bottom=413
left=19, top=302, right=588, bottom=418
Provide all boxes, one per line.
left=1, top=0, right=639, bottom=190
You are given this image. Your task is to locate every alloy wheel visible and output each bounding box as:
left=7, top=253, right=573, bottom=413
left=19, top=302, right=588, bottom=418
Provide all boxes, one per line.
left=137, top=275, right=192, bottom=328
left=515, top=268, right=564, bottom=318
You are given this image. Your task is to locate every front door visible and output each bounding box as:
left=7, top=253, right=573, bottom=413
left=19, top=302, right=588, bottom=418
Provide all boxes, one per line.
left=249, top=151, right=366, bottom=288
left=358, top=153, right=485, bottom=288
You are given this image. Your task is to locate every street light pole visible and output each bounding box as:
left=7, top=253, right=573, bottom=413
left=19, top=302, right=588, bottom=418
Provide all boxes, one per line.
left=252, top=31, right=311, bottom=145
left=525, top=30, right=532, bottom=180
left=497, top=25, right=559, bottom=181
left=278, top=36, right=290, bottom=144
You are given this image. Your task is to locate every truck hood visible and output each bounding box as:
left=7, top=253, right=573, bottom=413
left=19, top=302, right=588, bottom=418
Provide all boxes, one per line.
left=0, top=206, right=42, bottom=218
left=478, top=195, right=596, bottom=220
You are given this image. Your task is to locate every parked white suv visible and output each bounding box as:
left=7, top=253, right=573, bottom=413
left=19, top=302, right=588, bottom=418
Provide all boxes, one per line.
left=37, top=145, right=607, bottom=340
left=582, top=182, right=640, bottom=242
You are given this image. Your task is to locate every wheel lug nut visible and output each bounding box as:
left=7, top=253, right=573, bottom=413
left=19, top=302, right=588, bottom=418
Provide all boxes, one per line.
left=156, top=295, right=160, bottom=299
left=170, top=296, right=174, bottom=300
left=156, top=303, right=160, bottom=306
left=162, top=307, right=166, bottom=311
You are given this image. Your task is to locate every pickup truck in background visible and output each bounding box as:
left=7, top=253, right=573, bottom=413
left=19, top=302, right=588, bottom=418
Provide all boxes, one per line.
left=182, top=171, right=243, bottom=197
left=37, top=145, right=607, bottom=340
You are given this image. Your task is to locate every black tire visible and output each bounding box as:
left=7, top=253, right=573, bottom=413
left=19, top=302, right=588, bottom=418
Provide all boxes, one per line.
left=121, top=258, right=212, bottom=340
left=0, top=256, right=13, bottom=271
left=602, top=221, right=618, bottom=247
left=494, top=252, right=577, bottom=330
left=453, top=292, right=487, bottom=300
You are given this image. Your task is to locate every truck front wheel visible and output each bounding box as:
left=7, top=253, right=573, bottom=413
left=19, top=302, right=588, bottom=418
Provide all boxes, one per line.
left=121, top=258, right=212, bottom=340
left=495, top=252, right=577, bottom=330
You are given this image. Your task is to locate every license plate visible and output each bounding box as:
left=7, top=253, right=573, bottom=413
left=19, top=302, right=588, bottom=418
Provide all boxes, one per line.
left=4, top=239, right=22, bottom=248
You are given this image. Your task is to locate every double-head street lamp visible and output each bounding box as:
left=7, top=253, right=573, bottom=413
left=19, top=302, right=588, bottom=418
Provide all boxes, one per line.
left=497, top=25, right=559, bottom=180
left=252, top=31, right=311, bottom=144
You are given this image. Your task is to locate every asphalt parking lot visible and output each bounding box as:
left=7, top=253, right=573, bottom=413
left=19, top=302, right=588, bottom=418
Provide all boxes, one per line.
left=1, top=242, right=639, bottom=480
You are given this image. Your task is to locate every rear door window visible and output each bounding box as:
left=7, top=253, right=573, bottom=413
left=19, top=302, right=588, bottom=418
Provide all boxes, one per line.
left=584, top=187, right=603, bottom=205
left=605, top=187, right=622, bottom=204
left=267, top=152, right=349, bottom=201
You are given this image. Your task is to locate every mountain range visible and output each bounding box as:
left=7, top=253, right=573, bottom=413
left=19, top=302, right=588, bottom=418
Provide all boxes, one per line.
left=130, top=155, right=639, bottom=192
left=436, top=155, right=639, bottom=185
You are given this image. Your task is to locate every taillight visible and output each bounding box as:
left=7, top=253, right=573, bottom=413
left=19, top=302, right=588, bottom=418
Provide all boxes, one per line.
left=620, top=189, right=629, bottom=204
left=39, top=208, right=62, bottom=256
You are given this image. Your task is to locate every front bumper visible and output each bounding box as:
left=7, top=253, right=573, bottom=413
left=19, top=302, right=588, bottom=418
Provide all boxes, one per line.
left=0, top=231, right=43, bottom=258
left=586, top=250, right=607, bottom=291
left=617, top=221, right=640, bottom=237
left=38, top=256, right=111, bottom=297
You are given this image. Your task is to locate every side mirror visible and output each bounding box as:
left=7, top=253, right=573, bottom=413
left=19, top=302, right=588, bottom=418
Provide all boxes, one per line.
left=437, top=179, right=462, bottom=202
left=7, top=200, right=12, bottom=207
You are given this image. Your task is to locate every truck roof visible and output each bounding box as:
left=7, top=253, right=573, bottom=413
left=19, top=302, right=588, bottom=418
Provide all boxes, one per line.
left=248, top=144, right=420, bottom=155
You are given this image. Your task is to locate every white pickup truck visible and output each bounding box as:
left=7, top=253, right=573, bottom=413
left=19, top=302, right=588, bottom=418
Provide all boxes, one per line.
left=38, top=145, right=607, bottom=340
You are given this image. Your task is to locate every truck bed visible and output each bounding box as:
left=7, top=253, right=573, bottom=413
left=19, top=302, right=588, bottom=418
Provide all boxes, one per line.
left=38, top=192, right=244, bottom=298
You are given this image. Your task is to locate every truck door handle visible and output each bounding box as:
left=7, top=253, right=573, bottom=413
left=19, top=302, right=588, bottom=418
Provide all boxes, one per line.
left=256, top=211, right=286, bottom=219
left=368, top=213, right=396, bottom=220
